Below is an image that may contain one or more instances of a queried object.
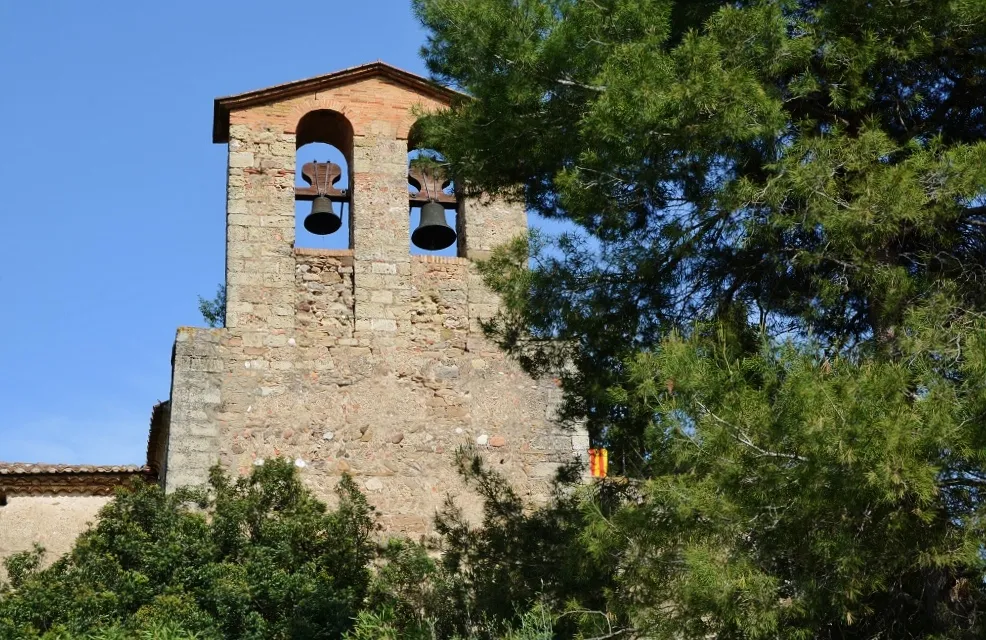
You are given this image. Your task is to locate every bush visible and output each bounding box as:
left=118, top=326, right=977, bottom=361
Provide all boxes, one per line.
left=0, top=459, right=376, bottom=639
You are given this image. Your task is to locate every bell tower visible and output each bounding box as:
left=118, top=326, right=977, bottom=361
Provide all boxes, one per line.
left=162, top=63, right=585, bottom=535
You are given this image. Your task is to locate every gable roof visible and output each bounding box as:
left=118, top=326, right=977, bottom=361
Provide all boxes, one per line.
left=213, top=61, right=466, bottom=143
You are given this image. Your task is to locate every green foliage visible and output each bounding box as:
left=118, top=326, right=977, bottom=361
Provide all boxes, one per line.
left=363, top=540, right=447, bottom=637
left=32, top=623, right=201, bottom=639
left=496, top=604, right=553, bottom=640
left=3, top=545, right=44, bottom=592
left=337, top=449, right=618, bottom=640
left=0, top=460, right=376, bottom=639
left=588, top=312, right=986, bottom=638
left=414, top=0, right=986, bottom=438
left=196, top=284, right=225, bottom=328
left=413, top=0, right=986, bottom=637
left=430, top=451, right=615, bottom=639
left=343, top=609, right=407, bottom=640
left=0, top=460, right=617, bottom=640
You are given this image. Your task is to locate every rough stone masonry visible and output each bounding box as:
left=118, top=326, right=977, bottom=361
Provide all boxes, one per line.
left=161, top=62, right=588, bottom=537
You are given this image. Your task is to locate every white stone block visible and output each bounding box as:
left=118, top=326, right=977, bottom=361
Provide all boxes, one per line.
left=229, top=152, right=255, bottom=168
left=371, top=262, right=398, bottom=275
left=370, top=318, right=397, bottom=332
left=370, top=290, right=394, bottom=304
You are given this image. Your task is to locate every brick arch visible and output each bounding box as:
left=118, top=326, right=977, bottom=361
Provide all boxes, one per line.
left=286, top=98, right=352, bottom=134
left=397, top=113, right=425, bottom=141
left=406, top=118, right=427, bottom=151
left=293, top=107, right=355, bottom=168
left=406, top=118, right=452, bottom=183
left=285, top=91, right=446, bottom=142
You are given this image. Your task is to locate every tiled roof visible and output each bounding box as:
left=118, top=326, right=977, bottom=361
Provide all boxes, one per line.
left=0, top=463, right=148, bottom=475
left=0, top=463, right=155, bottom=497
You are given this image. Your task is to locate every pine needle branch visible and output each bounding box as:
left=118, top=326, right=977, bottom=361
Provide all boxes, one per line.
left=696, top=401, right=808, bottom=463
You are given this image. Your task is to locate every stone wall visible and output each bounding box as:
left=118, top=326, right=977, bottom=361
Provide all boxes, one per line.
left=224, top=123, right=296, bottom=333
left=295, top=249, right=355, bottom=338
left=0, top=496, right=109, bottom=581
left=163, top=328, right=223, bottom=492
left=165, top=249, right=583, bottom=537
left=458, top=194, right=530, bottom=259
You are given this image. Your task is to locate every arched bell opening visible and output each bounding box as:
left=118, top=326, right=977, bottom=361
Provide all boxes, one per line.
left=408, top=145, right=460, bottom=257
left=294, top=110, right=354, bottom=250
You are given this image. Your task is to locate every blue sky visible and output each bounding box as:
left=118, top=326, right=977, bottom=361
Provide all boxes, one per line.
left=0, top=1, right=517, bottom=464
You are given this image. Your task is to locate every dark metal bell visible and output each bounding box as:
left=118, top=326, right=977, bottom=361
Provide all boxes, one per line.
left=411, top=201, right=456, bottom=251
left=304, top=196, right=342, bottom=235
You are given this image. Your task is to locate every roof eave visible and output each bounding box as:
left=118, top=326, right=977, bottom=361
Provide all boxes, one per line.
left=0, top=464, right=156, bottom=497
left=212, top=62, right=467, bottom=144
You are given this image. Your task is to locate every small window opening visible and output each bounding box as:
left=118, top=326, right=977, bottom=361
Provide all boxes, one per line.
left=408, top=148, right=459, bottom=257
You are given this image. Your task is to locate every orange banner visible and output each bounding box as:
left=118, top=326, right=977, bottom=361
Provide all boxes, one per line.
left=588, top=448, right=608, bottom=478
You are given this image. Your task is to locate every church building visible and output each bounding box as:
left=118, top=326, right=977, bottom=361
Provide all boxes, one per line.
left=0, top=63, right=585, bottom=570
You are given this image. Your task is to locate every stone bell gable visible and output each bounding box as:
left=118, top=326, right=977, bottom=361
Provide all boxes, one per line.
left=159, top=62, right=586, bottom=536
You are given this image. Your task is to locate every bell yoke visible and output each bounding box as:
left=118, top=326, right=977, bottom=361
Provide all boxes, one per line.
left=296, top=157, right=458, bottom=251
left=296, top=161, right=348, bottom=236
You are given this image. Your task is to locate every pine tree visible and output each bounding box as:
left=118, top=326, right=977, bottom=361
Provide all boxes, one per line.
left=412, top=0, right=986, bottom=636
